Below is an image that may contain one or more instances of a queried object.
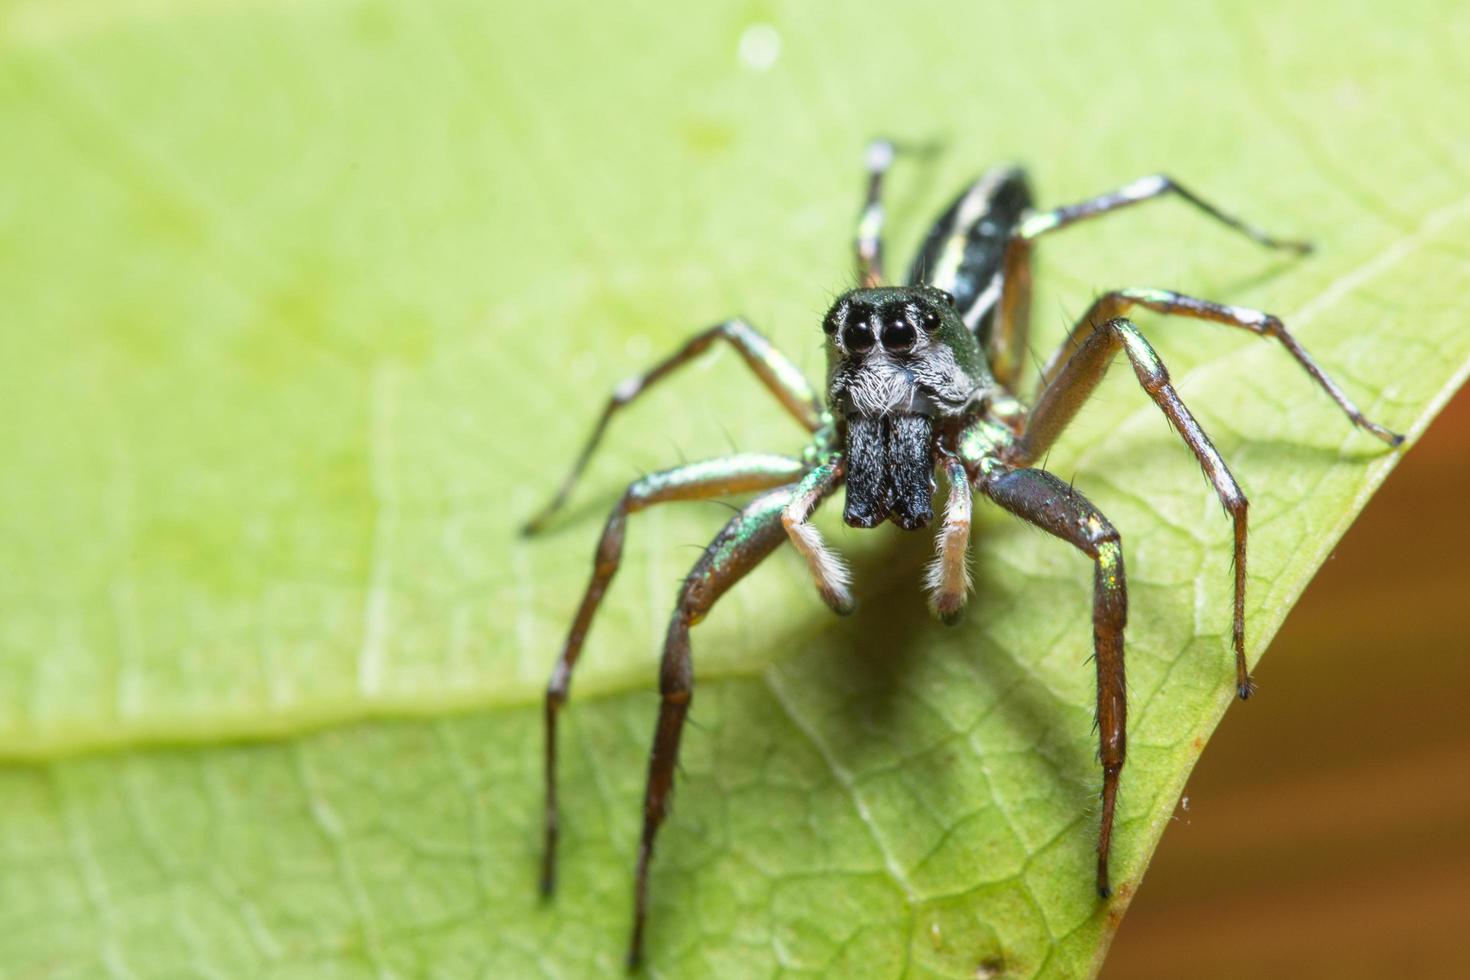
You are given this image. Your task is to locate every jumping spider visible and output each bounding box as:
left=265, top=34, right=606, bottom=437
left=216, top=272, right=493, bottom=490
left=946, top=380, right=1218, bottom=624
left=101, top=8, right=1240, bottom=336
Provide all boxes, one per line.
left=523, top=139, right=1402, bottom=967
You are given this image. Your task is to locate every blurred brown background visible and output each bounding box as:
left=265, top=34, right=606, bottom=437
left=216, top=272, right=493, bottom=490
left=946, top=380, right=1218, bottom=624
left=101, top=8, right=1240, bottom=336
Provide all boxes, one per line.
left=1104, top=382, right=1470, bottom=978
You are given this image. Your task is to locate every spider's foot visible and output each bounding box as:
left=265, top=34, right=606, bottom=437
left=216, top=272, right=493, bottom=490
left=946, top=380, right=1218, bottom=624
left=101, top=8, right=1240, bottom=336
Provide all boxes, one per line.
left=539, top=847, right=557, bottom=898
left=930, top=593, right=967, bottom=626
left=821, top=588, right=858, bottom=616
left=1237, top=676, right=1257, bottom=700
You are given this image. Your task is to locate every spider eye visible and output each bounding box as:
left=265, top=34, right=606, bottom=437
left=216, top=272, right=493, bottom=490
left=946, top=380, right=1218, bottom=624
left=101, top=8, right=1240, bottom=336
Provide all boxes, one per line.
left=920, top=307, right=942, bottom=332
left=822, top=308, right=841, bottom=334
left=843, top=318, right=875, bottom=352
left=882, top=311, right=916, bottom=352
left=938, top=290, right=956, bottom=307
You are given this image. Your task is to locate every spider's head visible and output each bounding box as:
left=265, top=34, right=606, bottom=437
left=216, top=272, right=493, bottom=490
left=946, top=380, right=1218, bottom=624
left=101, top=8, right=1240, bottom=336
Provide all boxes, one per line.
left=822, top=285, right=989, bottom=531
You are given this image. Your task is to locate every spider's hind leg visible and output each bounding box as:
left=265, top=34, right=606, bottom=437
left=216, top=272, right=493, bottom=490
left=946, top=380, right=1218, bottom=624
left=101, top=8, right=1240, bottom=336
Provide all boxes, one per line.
left=855, top=138, right=897, bottom=288
left=991, top=172, right=1311, bottom=393
left=854, top=137, right=947, bottom=287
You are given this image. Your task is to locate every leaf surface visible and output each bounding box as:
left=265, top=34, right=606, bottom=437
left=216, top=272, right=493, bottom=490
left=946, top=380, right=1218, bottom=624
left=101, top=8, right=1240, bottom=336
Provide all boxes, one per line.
left=2, top=1, right=1468, bottom=976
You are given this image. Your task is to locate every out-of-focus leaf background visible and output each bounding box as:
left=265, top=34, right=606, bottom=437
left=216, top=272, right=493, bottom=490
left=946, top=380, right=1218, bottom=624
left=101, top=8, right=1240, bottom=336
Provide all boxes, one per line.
left=1, top=0, right=1467, bottom=976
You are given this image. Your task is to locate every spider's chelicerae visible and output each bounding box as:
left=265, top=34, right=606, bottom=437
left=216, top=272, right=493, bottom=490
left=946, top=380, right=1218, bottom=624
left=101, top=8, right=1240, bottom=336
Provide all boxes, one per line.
left=524, top=140, right=1402, bottom=967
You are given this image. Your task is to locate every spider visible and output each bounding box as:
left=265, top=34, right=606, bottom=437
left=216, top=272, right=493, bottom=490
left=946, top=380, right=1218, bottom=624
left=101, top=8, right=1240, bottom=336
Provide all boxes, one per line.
left=523, top=139, right=1402, bottom=967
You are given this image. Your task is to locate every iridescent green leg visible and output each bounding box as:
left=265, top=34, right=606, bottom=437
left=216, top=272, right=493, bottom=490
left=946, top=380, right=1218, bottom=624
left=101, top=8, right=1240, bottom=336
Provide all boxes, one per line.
left=1010, top=316, right=1255, bottom=697
left=522, top=319, right=824, bottom=534
left=629, top=484, right=800, bottom=968
left=541, top=454, right=804, bottom=898
left=978, top=466, right=1127, bottom=898
left=1037, top=287, right=1403, bottom=446
left=992, top=174, right=1311, bottom=393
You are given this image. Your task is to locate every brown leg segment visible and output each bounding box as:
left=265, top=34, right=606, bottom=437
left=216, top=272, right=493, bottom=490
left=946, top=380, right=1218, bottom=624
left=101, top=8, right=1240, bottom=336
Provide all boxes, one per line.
left=628, top=483, right=806, bottom=968
left=1011, top=317, right=1256, bottom=697
left=979, top=466, right=1127, bottom=897
left=991, top=172, right=1312, bottom=396
left=540, top=455, right=804, bottom=898
left=1037, top=287, right=1403, bottom=446
left=521, top=320, right=824, bottom=534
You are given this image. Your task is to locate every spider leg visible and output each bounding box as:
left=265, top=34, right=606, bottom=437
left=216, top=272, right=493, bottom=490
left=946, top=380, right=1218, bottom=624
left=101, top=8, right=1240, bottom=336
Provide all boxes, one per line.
left=855, top=139, right=897, bottom=288
left=1036, top=287, right=1403, bottom=446
left=1019, top=173, right=1313, bottom=252
left=629, top=484, right=799, bottom=968
left=540, top=454, right=805, bottom=898
left=991, top=173, right=1310, bottom=394
left=781, top=454, right=854, bottom=614
left=522, top=320, right=824, bottom=534
left=1010, top=316, right=1257, bottom=697
left=926, top=452, right=973, bottom=624
left=979, top=466, right=1127, bottom=899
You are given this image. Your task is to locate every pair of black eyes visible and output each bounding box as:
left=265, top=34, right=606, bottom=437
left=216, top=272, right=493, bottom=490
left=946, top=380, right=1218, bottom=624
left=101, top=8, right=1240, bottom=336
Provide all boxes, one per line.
left=828, top=304, right=943, bottom=354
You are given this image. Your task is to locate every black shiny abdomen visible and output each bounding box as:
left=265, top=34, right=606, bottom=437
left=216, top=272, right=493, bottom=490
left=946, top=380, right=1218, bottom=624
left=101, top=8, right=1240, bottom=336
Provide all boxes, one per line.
left=907, top=167, right=1032, bottom=348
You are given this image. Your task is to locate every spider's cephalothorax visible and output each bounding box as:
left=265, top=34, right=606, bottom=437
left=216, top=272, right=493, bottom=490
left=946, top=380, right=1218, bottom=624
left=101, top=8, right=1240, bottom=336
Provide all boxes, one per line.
left=822, top=286, right=990, bottom=530
left=524, top=140, right=1404, bottom=968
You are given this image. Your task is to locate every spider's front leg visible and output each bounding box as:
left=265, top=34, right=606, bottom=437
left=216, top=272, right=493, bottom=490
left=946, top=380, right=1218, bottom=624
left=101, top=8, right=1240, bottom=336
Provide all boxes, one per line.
left=1010, top=310, right=1400, bottom=697
left=979, top=466, right=1127, bottom=896
left=630, top=481, right=815, bottom=968
left=521, top=318, right=824, bottom=535
left=539, top=454, right=805, bottom=897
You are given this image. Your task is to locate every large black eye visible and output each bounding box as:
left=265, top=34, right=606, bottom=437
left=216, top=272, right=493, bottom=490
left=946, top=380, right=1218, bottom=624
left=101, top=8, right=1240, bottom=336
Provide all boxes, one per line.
left=843, top=318, right=875, bottom=352
left=841, top=302, right=875, bottom=351
left=920, top=307, right=941, bottom=332
left=881, top=310, right=916, bottom=352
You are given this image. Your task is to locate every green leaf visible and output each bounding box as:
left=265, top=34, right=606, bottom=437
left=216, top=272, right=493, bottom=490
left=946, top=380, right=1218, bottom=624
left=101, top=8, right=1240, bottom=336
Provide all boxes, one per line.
left=2, top=0, right=1467, bottom=976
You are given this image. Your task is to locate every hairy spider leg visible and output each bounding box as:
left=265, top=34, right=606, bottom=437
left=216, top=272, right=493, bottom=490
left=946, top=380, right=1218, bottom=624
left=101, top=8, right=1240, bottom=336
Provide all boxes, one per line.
left=521, top=319, right=824, bottom=535
left=781, top=455, right=855, bottom=614
left=992, top=173, right=1313, bottom=394
left=855, top=139, right=897, bottom=288
left=978, top=467, right=1127, bottom=898
left=540, top=454, right=805, bottom=897
left=630, top=483, right=820, bottom=968
left=1039, top=288, right=1404, bottom=447
left=1011, top=316, right=1256, bottom=698
left=926, top=453, right=973, bottom=624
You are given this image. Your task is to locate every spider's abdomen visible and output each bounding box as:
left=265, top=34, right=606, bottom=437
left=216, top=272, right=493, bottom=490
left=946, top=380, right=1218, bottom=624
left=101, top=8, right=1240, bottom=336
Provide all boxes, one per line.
left=907, top=165, right=1032, bottom=347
